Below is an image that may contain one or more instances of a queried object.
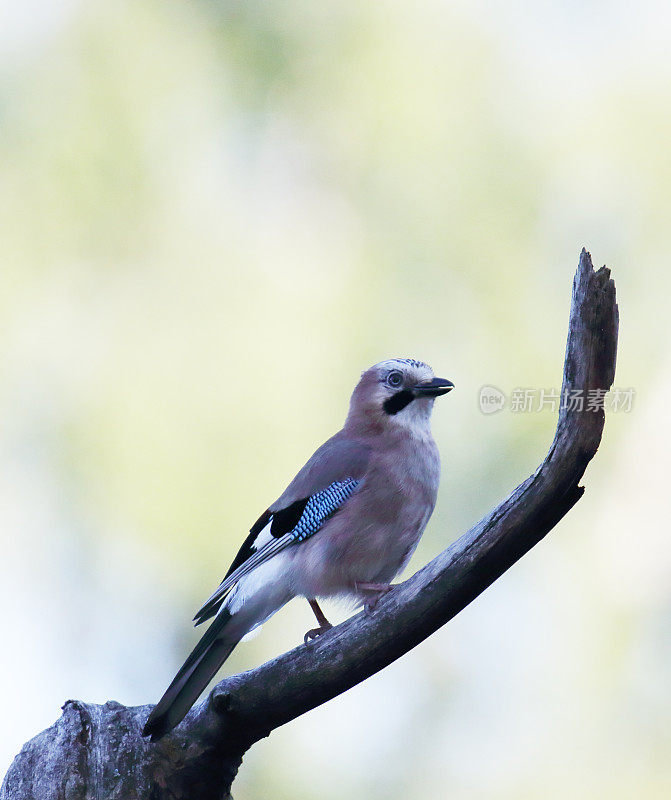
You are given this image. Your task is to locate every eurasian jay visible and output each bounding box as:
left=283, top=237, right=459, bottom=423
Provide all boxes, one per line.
left=143, top=358, right=453, bottom=740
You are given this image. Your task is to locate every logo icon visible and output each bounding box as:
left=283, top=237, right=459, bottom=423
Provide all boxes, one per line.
left=478, top=385, right=506, bottom=414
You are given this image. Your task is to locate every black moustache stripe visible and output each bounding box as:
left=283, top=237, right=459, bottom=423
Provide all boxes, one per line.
left=383, top=390, right=415, bottom=415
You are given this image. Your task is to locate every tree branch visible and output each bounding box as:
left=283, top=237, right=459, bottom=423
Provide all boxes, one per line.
left=2, top=249, right=618, bottom=800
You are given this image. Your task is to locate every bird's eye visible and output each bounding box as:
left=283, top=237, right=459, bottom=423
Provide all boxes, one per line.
left=387, top=370, right=403, bottom=388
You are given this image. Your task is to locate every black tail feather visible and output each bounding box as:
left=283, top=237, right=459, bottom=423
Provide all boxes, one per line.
left=143, top=609, right=240, bottom=741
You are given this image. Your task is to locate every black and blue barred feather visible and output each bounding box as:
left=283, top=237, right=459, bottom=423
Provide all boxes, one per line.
left=289, top=479, right=359, bottom=542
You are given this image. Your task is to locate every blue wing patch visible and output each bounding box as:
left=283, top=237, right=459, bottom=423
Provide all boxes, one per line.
left=290, top=479, right=359, bottom=542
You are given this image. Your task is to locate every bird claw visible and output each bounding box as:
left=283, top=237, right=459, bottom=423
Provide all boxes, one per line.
left=355, top=582, right=395, bottom=615
left=304, top=624, right=332, bottom=645
left=363, top=597, right=380, bottom=615
left=364, top=592, right=390, bottom=615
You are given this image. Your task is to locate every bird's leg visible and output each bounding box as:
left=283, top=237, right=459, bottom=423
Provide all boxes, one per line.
left=354, top=581, right=397, bottom=614
left=304, top=598, right=333, bottom=644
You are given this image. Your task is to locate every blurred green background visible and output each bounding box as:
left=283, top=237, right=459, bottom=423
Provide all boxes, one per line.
left=1, top=1, right=669, bottom=797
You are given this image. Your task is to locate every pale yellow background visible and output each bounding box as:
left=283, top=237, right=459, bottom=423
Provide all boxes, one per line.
left=1, top=1, right=669, bottom=797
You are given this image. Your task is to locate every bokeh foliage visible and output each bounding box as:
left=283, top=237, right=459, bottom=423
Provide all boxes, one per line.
left=1, top=1, right=670, bottom=797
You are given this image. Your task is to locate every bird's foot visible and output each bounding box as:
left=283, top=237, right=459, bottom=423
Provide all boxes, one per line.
left=305, top=598, right=333, bottom=644
left=304, top=622, right=333, bottom=645
left=354, top=582, right=396, bottom=615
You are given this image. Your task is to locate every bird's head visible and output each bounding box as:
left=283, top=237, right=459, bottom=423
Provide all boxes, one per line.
left=346, top=358, right=454, bottom=435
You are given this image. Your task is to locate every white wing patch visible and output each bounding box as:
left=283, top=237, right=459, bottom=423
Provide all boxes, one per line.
left=249, top=518, right=274, bottom=552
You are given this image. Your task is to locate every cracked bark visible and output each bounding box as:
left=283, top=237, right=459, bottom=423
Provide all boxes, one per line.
left=1, top=249, right=618, bottom=800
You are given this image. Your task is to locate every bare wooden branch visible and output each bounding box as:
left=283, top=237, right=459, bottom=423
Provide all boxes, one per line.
left=1, top=250, right=618, bottom=800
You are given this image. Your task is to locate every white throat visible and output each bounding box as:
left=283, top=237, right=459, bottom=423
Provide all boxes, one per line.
left=389, top=397, right=435, bottom=439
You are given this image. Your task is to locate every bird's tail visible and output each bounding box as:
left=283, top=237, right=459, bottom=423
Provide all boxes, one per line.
left=142, top=608, right=242, bottom=741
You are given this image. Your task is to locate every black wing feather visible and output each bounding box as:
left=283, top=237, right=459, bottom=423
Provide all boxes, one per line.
left=223, top=509, right=272, bottom=581
left=193, top=510, right=273, bottom=625
left=194, top=500, right=311, bottom=626
left=270, top=498, right=308, bottom=538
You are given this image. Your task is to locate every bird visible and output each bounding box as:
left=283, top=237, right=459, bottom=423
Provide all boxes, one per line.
left=142, top=358, right=453, bottom=740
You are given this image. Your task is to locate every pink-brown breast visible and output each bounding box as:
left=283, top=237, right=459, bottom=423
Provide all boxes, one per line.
left=291, top=434, right=440, bottom=599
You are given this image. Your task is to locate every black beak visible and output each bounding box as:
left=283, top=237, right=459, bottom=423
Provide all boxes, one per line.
left=413, top=377, right=455, bottom=397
